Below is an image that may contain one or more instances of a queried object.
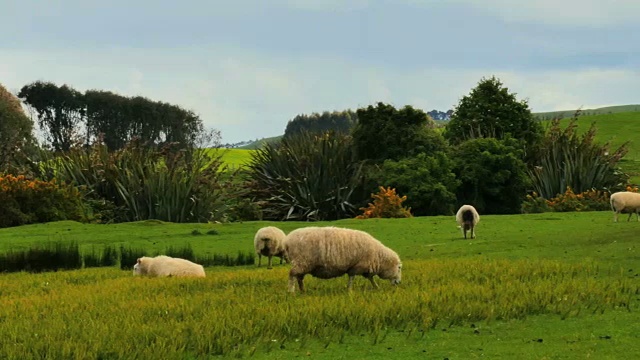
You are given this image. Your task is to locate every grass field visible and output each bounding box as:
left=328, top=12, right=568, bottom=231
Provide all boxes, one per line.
left=0, top=213, right=639, bottom=359
left=534, top=104, right=640, bottom=121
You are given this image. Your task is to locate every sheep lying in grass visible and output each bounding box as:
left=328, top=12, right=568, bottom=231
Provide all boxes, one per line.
left=133, top=256, right=206, bottom=278
left=284, top=226, right=402, bottom=293
left=610, top=191, right=640, bottom=222
left=254, top=226, right=287, bottom=269
left=456, top=204, right=480, bottom=239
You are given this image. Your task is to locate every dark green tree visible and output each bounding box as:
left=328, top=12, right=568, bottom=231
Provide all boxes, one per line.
left=0, top=84, right=37, bottom=172
left=371, top=152, right=460, bottom=216
left=352, top=102, right=447, bottom=163
left=444, top=76, right=543, bottom=158
left=453, top=137, right=530, bottom=214
left=85, top=90, right=132, bottom=150
left=18, top=81, right=85, bottom=152
left=284, top=110, right=357, bottom=139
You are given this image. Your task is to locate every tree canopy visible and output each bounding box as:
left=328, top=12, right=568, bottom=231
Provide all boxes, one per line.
left=0, top=84, right=37, bottom=172
left=444, top=76, right=543, bottom=155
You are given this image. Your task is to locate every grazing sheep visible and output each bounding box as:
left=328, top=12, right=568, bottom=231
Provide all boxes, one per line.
left=254, top=226, right=287, bottom=269
left=456, top=205, right=480, bottom=239
left=610, top=191, right=640, bottom=222
left=133, top=256, right=206, bottom=278
left=284, top=226, right=402, bottom=293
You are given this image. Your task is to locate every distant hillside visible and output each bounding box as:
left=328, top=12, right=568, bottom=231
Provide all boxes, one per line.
left=534, top=104, right=640, bottom=120
left=236, top=135, right=283, bottom=150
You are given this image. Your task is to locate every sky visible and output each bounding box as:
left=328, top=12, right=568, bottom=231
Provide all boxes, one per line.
left=1, top=0, right=639, bottom=144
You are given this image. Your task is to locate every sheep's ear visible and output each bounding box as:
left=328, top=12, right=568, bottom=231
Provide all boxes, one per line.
left=136, top=258, right=142, bottom=264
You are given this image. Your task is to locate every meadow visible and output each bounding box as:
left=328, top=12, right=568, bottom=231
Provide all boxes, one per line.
left=0, top=212, right=638, bottom=359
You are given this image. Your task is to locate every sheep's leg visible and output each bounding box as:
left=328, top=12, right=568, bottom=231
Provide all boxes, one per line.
left=267, top=256, right=273, bottom=269
left=288, top=270, right=305, bottom=293
left=614, top=212, right=618, bottom=222
left=288, top=275, right=296, bottom=293
left=347, top=275, right=355, bottom=291
left=471, top=226, right=475, bottom=239
left=627, top=213, right=633, bottom=222
left=258, top=254, right=262, bottom=267
left=297, top=275, right=305, bottom=292
left=366, top=275, right=378, bottom=289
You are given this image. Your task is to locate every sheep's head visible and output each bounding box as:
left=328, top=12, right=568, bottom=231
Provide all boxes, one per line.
left=133, top=257, right=148, bottom=276
left=380, top=261, right=402, bottom=285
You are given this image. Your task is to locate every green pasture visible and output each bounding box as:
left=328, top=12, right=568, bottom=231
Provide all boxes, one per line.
left=0, top=212, right=638, bottom=359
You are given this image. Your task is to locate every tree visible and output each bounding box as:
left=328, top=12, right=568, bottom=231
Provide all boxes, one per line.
left=371, top=152, right=459, bottom=216
left=352, top=102, right=447, bottom=163
left=284, top=110, right=357, bottom=139
left=444, top=76, right=543, bottom=157
left=0, top=84, right=37, bottom=172
left=18, top=81, right=85, bottom=152
left=453, top=137, right=530, bottom=214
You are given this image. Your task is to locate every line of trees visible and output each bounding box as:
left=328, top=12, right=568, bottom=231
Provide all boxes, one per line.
left=17, top=81, right=204, bottom=152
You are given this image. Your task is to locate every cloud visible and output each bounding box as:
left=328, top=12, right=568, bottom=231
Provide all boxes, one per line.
left=409, top=0, right=640, bottom=26
left=1, top=45, right=638, bottom=144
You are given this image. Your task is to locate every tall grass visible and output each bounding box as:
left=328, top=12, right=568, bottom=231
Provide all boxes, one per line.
left=0, top=258, right=635, bottom=358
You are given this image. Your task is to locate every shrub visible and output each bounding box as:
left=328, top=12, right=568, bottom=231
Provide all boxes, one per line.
left=356, top=186, right=412, bottom=219
left=453, top=137, right=530, bottom=214
left=528, top=111, right=628, bottom=199
left=247, top=131, right=365, bottom=221
left=521, top=187, right=612, bottom=213
left=0, top=174, right=86, bottom=228
left=119, top=246, right=147, bottom=270
left=368, top=152, right=459, bottom=216
left=165, top=244, right=196, bottom=262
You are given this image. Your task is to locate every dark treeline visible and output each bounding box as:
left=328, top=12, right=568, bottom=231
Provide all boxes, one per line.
left=18, top=81, right=204, bottom=152
left=283, top=110, right=358, bottom=139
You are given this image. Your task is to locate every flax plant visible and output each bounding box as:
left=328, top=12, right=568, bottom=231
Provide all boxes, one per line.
left=247, top=131, right=365, bottom=221
left=529, top=111, right=629, bottom=199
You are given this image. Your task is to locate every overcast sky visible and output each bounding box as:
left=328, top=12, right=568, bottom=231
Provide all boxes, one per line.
left=2, top=0, right=639, bottom=144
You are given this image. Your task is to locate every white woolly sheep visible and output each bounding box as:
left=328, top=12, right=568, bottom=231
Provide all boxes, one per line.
left=284, top=226, right=402, bottom=293
left=456, top=204, right=480, bottom=239
left=610, top=191, right=640, bottom=222
left=254, top=226, right=287, bottom=269
left=133, top=255, right=206, bottom=278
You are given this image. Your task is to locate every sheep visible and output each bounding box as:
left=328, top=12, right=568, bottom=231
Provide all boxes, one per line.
left=610, top=191, right=640, bottom=222
left=284, top=226, right=402, bottom=293
left=456, top=204, right=480, bottom=239
left=133, top=255, right=206, bottom=278
left=254, top=226, right=287, bottom=269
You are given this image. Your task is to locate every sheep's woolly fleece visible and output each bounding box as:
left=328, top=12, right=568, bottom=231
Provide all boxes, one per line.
left=133, top=255, right=206, bottom=278
left=284, top=226, right=402, bottom=292
left=610, top=191, right=640, bottom=222
left=253, top=226, right=287, bottom=268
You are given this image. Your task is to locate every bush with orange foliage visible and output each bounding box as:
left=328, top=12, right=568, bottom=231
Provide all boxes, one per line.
left=356, top=186, right=412, bottom=219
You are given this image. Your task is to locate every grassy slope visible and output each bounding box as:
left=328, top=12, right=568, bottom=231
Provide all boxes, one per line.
left=0, top=213, right=639, bottom=359
left=535, top=104, right=640, bottom=120
left=552, top=112, right=640, bottom=183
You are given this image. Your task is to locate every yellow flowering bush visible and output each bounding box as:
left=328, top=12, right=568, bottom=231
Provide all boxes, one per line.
left=521, top=186, right=612, bottom=213
left=356, top=186, right=412, bottom=219
left=0, top=174, right=86, bottom=228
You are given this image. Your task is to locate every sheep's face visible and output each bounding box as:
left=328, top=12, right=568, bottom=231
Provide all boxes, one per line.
left=133, top=258, right=146, bottom=276
left=381, top=262, right=402, bottom=285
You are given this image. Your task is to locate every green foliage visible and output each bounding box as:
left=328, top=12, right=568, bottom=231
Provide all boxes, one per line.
left=352, top=102, right=447, bottom=162
left=247, top=131, right=365, bottom=221
left=529, top=112, right=629, bottom=199
left=36, top=138, right=240, bottom=223
left=18, top=81, right=85, bottom=152
left=284, top=110, right=357, bottom=139
left=445, top=76, right=543, bottom=157
left=369, top=152, right=459, bottom=216
left=0, top=84, right=37, bottom=173
left=522, top=187, right=613, bottom=214
left=453, top=137, right=530, bottom=214
left=356, top=186, right=413, bottom=219
left=0, top=174, right=87, bottom=228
